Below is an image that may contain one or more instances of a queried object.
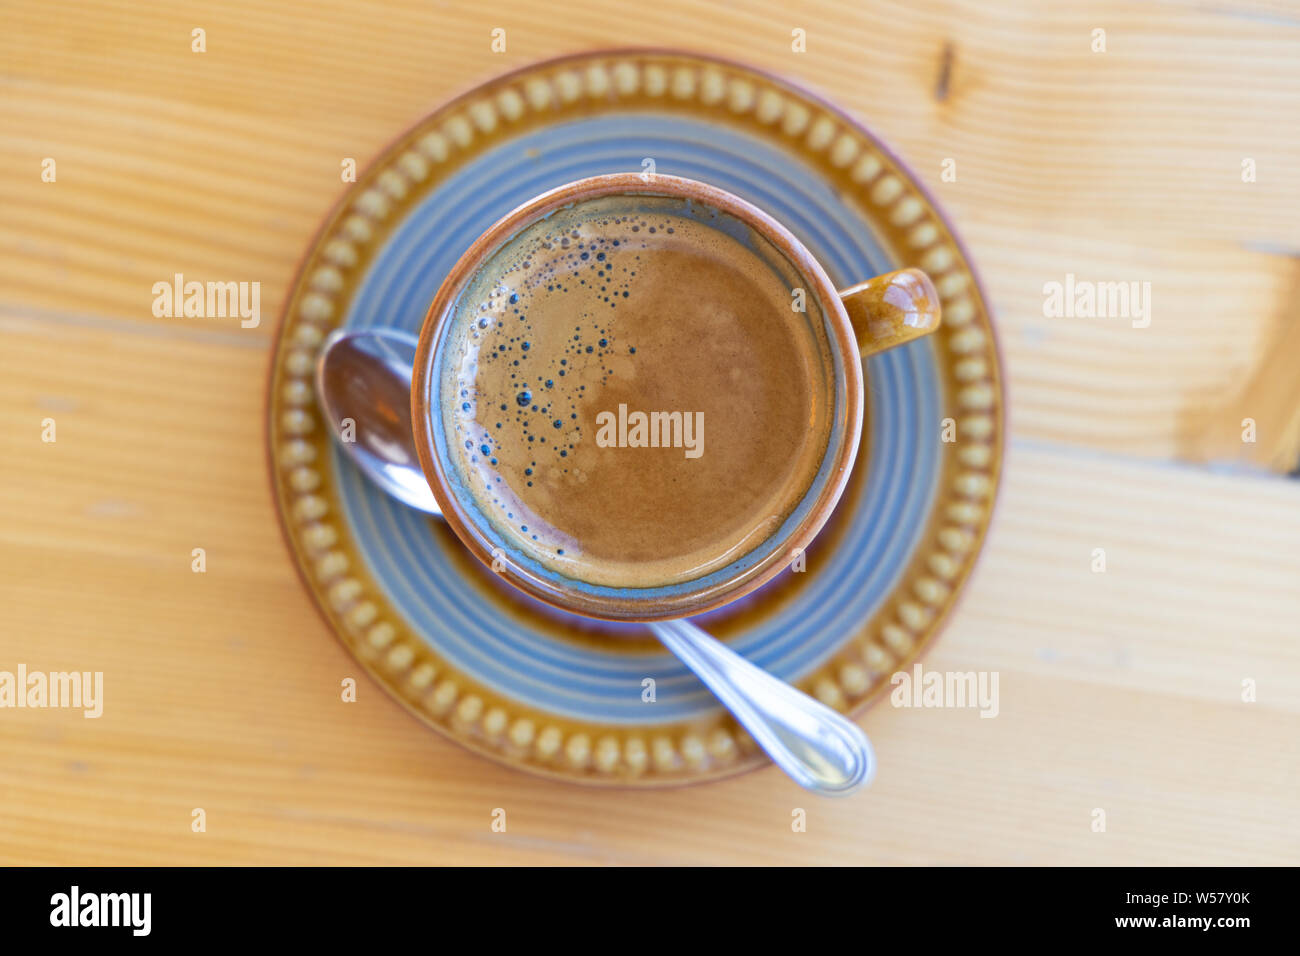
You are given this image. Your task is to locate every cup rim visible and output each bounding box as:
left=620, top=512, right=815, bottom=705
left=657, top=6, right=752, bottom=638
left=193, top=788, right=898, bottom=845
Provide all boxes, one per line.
left=411, top=172, right=864, bottom=621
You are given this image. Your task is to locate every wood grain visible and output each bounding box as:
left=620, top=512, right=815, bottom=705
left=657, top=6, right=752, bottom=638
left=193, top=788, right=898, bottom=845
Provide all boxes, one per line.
left=1, top=0, right=1297, bottom=865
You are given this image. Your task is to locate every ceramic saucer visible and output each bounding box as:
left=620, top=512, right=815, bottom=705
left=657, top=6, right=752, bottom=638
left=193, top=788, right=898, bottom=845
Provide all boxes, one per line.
left=267, top=49, right=1004, bottom=786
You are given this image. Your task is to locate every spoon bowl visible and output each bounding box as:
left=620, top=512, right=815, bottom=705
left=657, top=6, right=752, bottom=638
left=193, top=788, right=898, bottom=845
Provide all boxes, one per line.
left=314, top=329, right=441, bottom=516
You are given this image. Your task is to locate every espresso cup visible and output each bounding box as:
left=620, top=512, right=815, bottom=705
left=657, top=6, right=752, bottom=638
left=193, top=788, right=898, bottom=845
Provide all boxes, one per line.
left=412, top=173, right=939, bottom=621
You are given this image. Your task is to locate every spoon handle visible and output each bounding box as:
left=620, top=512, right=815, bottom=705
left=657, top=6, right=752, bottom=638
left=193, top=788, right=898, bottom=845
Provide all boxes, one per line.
left=648, top=619, right=875, bottom=795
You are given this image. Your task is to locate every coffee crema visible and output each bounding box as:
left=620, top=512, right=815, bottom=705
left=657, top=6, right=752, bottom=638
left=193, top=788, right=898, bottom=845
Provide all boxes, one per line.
left=437, top=194, right=836, bottom=589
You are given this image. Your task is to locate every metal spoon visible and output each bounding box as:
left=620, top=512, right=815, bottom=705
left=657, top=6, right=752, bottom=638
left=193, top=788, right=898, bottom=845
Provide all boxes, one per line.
left=315, top=328, right=875, bottom=795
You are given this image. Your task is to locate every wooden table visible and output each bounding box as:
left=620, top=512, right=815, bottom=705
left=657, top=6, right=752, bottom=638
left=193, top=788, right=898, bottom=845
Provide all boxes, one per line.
left=2, top=0, right=1297, bottom=865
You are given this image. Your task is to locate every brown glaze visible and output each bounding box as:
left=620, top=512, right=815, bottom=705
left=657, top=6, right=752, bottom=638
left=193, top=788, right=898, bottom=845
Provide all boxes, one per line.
left=840, top=268, right=942, bottom=356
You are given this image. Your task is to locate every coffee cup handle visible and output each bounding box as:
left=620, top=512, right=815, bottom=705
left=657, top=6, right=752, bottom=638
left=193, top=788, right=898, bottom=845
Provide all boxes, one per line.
left=838, top=268, right=942, bottom=357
